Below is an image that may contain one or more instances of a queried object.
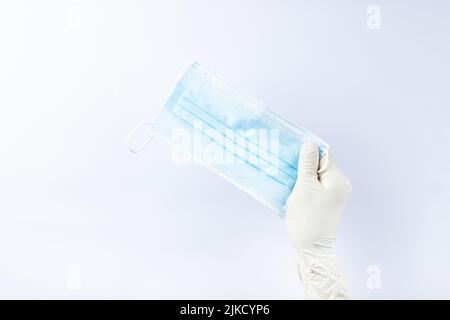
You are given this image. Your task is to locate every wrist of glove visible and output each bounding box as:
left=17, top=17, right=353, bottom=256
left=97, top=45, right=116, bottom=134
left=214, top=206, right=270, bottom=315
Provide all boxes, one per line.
left=296, top=238, right=351, bottom=300
left=286, top=141, right=352, bottom=300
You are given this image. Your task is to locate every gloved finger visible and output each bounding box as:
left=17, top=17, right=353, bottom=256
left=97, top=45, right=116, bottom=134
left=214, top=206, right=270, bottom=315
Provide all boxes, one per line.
left=318, top=151, right=332, bottom=180
left=297, top=140, right=319, bottom=181
left=318, top=154, right=352, bottom=194
left=287, top=141, right=320, bottom=205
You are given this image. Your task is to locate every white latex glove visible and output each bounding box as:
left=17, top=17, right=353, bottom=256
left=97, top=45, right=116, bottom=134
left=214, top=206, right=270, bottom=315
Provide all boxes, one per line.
left=286, top=141, right=352, bottom=300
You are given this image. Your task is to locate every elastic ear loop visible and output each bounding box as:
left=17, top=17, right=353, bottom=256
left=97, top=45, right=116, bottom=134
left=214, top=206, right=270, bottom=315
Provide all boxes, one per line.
left=127, top=122, right=155, bottom=153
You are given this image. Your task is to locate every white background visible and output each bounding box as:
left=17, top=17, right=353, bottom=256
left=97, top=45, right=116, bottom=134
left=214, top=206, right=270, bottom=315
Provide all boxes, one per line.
left=1, top=0, right=449, bottom=299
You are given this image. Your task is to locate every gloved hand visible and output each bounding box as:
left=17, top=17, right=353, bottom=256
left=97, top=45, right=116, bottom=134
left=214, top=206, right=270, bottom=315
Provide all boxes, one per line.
left=286, top=141, right=352, bottom=300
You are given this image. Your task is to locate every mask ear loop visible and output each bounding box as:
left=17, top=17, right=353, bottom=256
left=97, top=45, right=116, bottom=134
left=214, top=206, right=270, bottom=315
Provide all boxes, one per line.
left=127, top=122, right=155, bottom=153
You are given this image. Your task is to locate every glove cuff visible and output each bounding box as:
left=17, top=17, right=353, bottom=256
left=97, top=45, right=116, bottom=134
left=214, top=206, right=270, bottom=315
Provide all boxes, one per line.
left=296, top=238, right=351, bottom=300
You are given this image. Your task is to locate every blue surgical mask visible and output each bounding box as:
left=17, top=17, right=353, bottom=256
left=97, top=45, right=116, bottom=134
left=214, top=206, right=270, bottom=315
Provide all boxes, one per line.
left=129, top=62, right=329, bottom=216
